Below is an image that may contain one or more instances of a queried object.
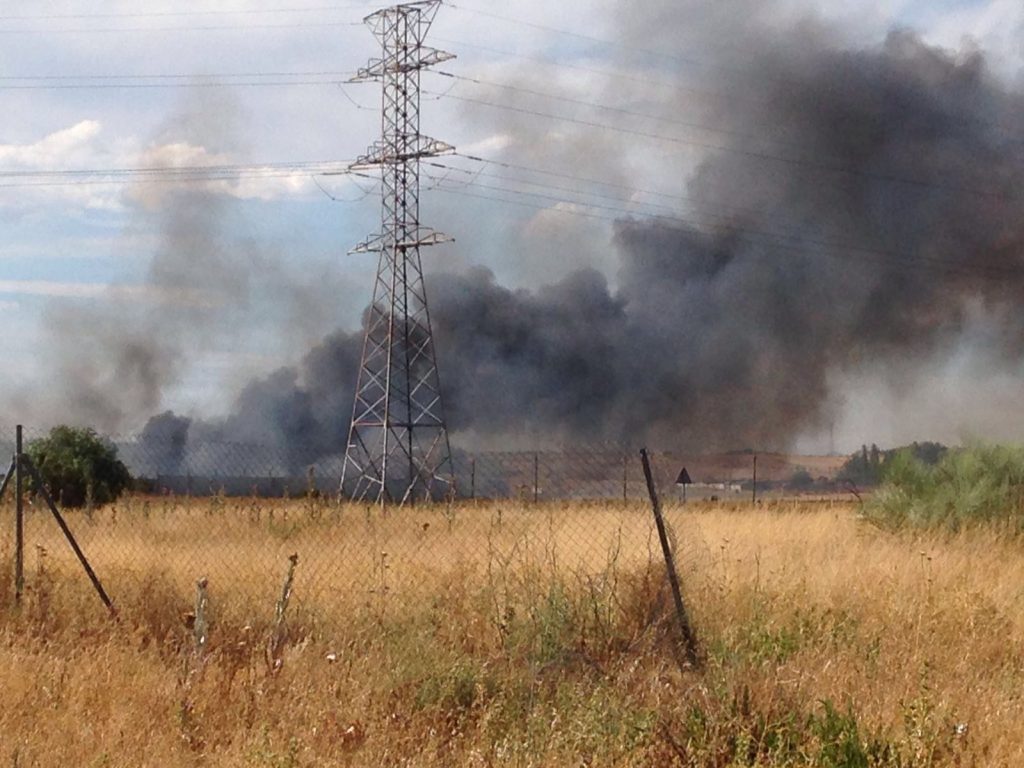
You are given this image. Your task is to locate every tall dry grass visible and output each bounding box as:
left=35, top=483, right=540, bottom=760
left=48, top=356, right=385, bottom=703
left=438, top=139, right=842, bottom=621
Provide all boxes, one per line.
left=0, top=496, right=1021, bottom=766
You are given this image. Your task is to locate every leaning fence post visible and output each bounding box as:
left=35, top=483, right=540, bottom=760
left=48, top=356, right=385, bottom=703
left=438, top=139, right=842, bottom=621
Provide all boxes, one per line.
left=640, top=448, right=699, bottom=668
left=15, top=425, right=24, bottom=603
left=22, top=454, right=114, bottom=613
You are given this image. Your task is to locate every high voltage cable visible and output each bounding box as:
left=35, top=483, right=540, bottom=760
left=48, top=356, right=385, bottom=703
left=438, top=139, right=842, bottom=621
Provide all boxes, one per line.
left=425, top=88, right=1014, bottom=202
left=449, top=150, right=809, bottom=231
left=0, top=79, right=351, bottom=91
left=433, top=36, right=715, bottom=99
left=0, top=20, right=363, bottom=34
left=0, top=71, right=353, bottom=80
left=435, top=37, right=1024, bottom=150
left=436, top=70, right=804, bottom=153
left=0, top=70, right=356, bottom=91
left=431, top=182, right=1006, bottom=285
left=0, top=160, right=354, bottom=186
left=443, top=1, right=700, bottom=68
left=0, top=5, right=372, bottom=21
left=12, top=149, right=994, bottom=282
left=442, top=2, right=1021, bottom=139
left=0, top=168, right=376, bottom=191
left=5, top=154, right=1018, bottom=282
left=451, top=151, right=746, bottom=211
left=424, top=160, right=810, bottom=240
left=0, top=171, right=335, bottom=189
left=419, top=153, right=1024, bottom=279
left=425, top=161, right=873, bottom=251
left=431, top=154, right=995, bottom=259
left=428, top=178, right=1024, bottom=281
left=0, top=159, right=347, bottom=176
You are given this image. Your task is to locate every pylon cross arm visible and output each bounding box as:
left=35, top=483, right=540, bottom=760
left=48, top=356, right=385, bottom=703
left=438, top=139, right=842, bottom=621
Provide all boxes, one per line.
left=350, top=227, right=453, bottom=254
left=348, top=47, right=455, bottom=82
left=351, top=138, right=455, bottom=168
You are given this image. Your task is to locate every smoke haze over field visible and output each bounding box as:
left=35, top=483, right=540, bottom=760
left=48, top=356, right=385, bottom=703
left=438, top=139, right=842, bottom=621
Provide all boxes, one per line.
left=18, top=0, right=1024, bottom=458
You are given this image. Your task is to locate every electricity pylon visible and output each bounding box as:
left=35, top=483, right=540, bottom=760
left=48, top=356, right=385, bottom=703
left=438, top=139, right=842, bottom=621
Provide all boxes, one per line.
left=341, top=0, right=455, bottom=504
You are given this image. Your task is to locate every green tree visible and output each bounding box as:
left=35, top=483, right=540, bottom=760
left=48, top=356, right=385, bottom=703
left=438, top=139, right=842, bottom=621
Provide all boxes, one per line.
left=837, top=441, right=947, bottom=487
left=27, top=426, right=132, bottom=508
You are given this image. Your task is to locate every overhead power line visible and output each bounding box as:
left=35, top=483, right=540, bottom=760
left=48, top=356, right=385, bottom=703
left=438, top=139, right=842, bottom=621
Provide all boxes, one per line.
left=0, top=20, right=363, bottom=34
left=433, top=36, right=711, bottom=98
left=451, top=151, right=735, bottom=209
left=0, top=70, right=354, bottom=81
left=431, top=153, right=1020, bottom=276
left=424, top=160, right=855, bottom=248
left=0, top=159, right=348, bottom=177
left=427, top=173, right=1024, bottom=282
left=0, top=5, right=372, bottom=21
left=0, top=70, right=358, bottom=91
left=0, top=160, right=357, bottom=188
left=443, top=2, right=699, bottom=68
left=436, top=70, right=804, bottom=153
left=426, top=87, right=1013, bottom=202
left=0, top=79, right=353, bottom=91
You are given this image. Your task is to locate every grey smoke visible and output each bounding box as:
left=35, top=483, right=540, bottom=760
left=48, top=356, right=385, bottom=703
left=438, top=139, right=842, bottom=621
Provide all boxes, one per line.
left=20, top=91, right=350, bottom=433
left=41, top=5, right=1024, bottom=458
left=169, top=22, right=1024, bottom=460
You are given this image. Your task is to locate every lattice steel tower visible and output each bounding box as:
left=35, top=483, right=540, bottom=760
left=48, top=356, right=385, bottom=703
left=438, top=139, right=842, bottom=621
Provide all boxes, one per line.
left=341, top=0, right=455, bottom=503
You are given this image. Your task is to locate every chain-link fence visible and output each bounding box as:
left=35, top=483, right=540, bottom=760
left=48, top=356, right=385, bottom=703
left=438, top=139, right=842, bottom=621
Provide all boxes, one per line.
left=0, top=425, right=833, bottom=622
left=0, top=426, right=775, bottom=501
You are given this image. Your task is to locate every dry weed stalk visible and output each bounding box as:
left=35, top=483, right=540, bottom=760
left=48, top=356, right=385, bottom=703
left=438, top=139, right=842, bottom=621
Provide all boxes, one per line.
left=266, top=553, right=299, bottom=674
left=2, top=500, right=1022, bottom=765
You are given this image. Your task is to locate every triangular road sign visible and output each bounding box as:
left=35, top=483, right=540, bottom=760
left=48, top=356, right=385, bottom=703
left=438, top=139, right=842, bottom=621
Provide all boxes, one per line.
left=676, top=467, right=692, bottom=485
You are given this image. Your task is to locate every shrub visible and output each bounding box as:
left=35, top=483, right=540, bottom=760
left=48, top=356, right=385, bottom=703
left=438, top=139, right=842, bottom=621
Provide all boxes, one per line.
left=865, top=444, right=1024, bottom=530
left=788, top=469, right=816, bottom=491
left=27, top=426, right=132, bottom=508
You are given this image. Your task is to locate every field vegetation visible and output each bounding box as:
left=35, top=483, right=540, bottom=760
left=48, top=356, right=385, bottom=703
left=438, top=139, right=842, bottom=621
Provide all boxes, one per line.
left=0, top=494, right=1022, bottom=766
left=868, top=443, right=1024, bottom=531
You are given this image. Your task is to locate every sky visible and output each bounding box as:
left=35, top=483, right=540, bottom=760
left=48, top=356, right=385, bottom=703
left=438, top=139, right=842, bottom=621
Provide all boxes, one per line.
left=1, top=0, right=1023, bottom=452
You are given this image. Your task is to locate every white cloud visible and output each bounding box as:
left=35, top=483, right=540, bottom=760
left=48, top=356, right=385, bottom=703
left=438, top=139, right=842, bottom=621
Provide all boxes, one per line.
left=0, top=120, right=102, bottom=166
left=0, top=120, right=125, bottom=210
left=0, top=121, right=349, bottom=212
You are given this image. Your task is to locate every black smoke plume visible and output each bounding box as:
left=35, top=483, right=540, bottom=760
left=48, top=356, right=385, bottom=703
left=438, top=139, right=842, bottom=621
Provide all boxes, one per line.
left=33, top=5, right=1024, bottom=460
left=159, top=24, right=1024, bottom=460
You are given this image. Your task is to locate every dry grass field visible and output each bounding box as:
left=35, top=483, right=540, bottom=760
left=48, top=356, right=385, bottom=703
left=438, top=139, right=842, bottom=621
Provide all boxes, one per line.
left=0, top=495, right=1022, bottom=766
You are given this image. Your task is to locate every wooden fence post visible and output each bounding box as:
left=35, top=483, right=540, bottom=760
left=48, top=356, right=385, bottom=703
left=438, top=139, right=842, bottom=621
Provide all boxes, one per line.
left=640, top=448, right=700, bottom=668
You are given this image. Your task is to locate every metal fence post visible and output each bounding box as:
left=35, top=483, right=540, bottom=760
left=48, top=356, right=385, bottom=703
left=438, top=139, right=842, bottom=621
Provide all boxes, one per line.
left=22, top=455, right=114, bottom=613
left=15, top=425, right=24, bottom=603
left=470, top=457, right=476, bottom=500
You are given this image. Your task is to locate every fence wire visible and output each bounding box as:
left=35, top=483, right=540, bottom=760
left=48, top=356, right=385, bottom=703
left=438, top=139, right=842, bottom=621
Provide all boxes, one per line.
left=0, top=425, right=803, bottom=622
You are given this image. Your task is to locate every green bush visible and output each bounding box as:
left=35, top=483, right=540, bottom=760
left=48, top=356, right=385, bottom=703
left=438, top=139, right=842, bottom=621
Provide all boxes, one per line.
left=788, top=469, right=816, bottom=491
left=865, top=444, right=1024, bottom=530
left=27, top=426, right=132, bottom=508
